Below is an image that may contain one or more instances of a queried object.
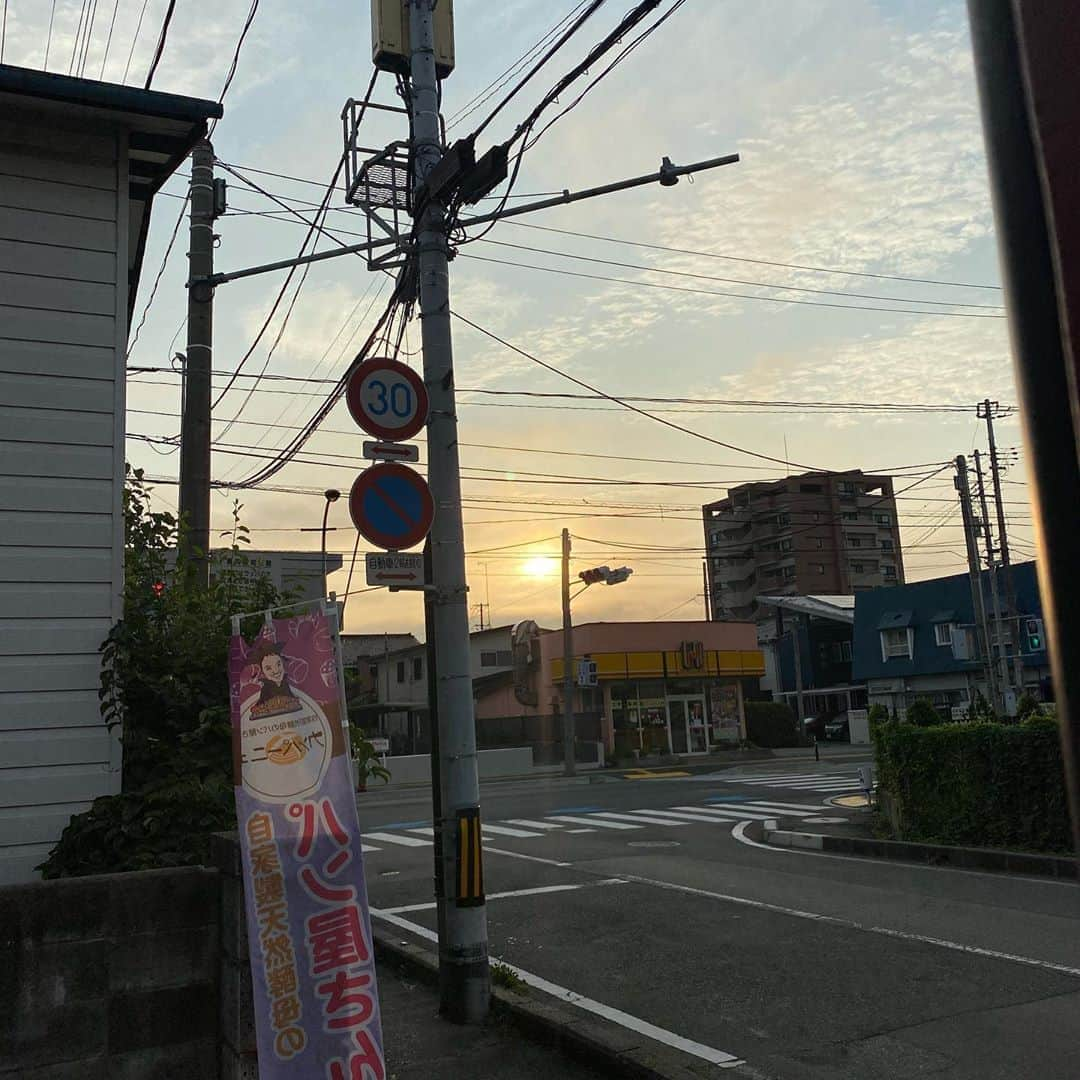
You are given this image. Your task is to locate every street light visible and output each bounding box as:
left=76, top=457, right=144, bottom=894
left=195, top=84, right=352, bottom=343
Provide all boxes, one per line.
left=561, top=528, right=633, bottom=777
left=321, top=489, right=341, bottom=594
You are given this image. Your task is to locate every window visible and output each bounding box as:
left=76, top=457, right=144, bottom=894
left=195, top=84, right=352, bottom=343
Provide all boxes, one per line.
left=849, top=535, right=863, bottom=547
left=396, top=660, right=406, bottom=683
left=881, top=627, right=913, bottom=659
left=839, top=481, right=855, bottom=494
left=496, top=649, right=513, bottom=666
left=811, top=562, right=825, bottom=574
left=480, top=651, right=497, bottom=667
left=874, top=512, right=891, bottom=526
left=853, top=562, right=865, bottom=574
left=816, top=538, right=824, bottom=550
left=780, top=538, right=792, bottom=552
left=883, top=564, right=896, bottom=578
left=880, top=538, right=894, bottom=552
left=800, top=483, right=823, bottom=493
left=841, top=640, right=853, bottom=662
left=934, top=623, right=954, bottom=647
left=842, top=511, right=859, bottom=522
left=813, top=512, right=821, bottom=523
left=778, top=512, right=791, bottom=527
left=782, top=566, right=796, bottom=581
left=413, top=657, right=423, bottom=680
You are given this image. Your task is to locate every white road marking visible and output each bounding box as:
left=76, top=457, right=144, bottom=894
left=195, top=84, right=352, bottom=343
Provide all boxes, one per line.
left=371, top=910, right=745, bottom=1068
left=671, top=805, right=778, bottom=821
left=723, top=772, right=828, bottom=781
left=485, top=845, right=572, bottom=868
left=567, top=828, right=595, bottom=833
left=406, top=827, right=435, bottom=837
left=633, top=809, right=743, bottom=824
left=361, top=844, right=381, bottom=853
left=738, top=801, right=822, bottom=813
left=549, top=815, right=642, bottom=830
left=483, top=824, right=544, bottom=838
left=741, top=778, right=858, bottom=789
left=379, top=879, right=628, bottom=914
left=609, top=867, right=1080, bottom=978
left=365, top=831, right=431, bottom=847
left=596, top=811, right=688, bottom=827
left=505, top=819, right=565, bottom=830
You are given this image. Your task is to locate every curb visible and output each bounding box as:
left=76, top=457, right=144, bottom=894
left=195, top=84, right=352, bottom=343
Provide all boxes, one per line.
left=371, top=924, right=743, bottom=1078
left=763, top=827, right=1077, bottom=879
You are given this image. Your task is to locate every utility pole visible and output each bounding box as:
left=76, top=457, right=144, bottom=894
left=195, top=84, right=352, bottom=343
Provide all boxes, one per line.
left=790, top=613, right=806, bottom=727
left=561, top=528, right=576, bottom=778
left=178, top=139, right=215, bottom=584
left=702, top=559, right=711, bottom=621
left=974, top=451, right=1011, bottom=713
left=956, top=455, right=998, bottom=710
left=407, top=0, right=489, bottom=1023
left=982, top=399, right=1024, bottom=693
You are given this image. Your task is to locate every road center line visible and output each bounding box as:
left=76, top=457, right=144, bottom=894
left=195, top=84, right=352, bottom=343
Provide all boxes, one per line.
left=370, top=910, right=745, bottom=1069
left=379, top=879, right=627, bottom=914
left=613, top=860, right=1080, bottom=979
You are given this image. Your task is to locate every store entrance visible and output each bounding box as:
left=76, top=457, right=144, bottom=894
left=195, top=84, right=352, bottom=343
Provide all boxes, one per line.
left=667, top=695, right=708, bottom=754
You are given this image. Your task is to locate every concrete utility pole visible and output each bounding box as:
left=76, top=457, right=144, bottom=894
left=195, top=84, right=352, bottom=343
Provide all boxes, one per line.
left=562, top=528, right=576, bottom=778
left=956, top=455, right=998, bottom=710
left=974, top=451, right=1011, bottom=712
left=178, top=139, right=215, bottom=583
left=982, top=400, right=1024, bottom=692
left=407, top=0, right=489, bottom=1023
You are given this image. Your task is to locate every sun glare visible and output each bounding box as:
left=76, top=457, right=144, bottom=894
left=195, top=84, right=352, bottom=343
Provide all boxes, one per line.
left=522, top=556, right=558, bottom=579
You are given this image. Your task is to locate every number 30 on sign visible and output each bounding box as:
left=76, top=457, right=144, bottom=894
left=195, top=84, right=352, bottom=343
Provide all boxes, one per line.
left=346, top=357, right=429, bottom=442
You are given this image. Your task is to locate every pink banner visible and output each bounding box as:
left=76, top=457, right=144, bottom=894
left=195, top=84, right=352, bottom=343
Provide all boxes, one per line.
left=230, top=607, right=384, bottom=1080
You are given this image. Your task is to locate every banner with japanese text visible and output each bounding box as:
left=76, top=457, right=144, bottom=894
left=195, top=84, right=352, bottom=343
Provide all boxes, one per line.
left=229, top=606, right=384, bottom=1080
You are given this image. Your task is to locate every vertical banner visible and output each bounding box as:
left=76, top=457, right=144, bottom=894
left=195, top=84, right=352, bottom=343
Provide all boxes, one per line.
left=229, top=606, right=384, bottom=1080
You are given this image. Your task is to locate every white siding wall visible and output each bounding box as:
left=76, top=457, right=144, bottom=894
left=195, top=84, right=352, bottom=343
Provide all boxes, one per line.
left=0, top=117, right=127, bottom=883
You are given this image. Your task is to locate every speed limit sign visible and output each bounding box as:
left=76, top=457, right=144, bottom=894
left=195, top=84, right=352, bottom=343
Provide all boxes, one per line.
left=346, top=357, right=429, bottom=442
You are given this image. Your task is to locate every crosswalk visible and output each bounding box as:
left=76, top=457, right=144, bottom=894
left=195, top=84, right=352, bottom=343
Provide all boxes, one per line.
left=359, top=799, right=826, bottom=853
left=713, top=771, right=867, bottom=795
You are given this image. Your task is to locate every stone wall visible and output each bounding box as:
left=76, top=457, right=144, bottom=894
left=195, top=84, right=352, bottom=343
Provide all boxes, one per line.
left=0, top=867, right=219, bottom=1079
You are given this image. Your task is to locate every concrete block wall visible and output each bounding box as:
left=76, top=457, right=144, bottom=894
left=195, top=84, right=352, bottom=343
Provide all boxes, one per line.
left=0, top=867, right=219, bottom=1079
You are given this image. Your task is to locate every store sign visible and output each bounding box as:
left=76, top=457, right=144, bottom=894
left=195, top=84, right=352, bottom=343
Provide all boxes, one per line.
left=229, top=608, right=384, bottom=1080
left=680, top=640, right=705, bottom=669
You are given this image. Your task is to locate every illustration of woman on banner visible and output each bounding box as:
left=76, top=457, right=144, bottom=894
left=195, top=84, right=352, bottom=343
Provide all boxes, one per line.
left=250, top=641, right=301, bottom=715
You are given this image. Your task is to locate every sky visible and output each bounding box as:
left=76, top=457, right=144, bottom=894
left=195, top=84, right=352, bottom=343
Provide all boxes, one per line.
left=3, top=1, right=1035, bottom=636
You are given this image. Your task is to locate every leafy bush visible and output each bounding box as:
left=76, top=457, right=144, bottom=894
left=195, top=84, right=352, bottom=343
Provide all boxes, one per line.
left=966, top=690, right=996, bottom=723
left=873, top=716, right=1070, bottom=852
left=1015, top=692, right=1041, bottom=721
left=905, top=699, right=943, bottom=727
left=39, top=470, right=289, bottom=877
left=745, top=700, right=799, bottom=748
left=867, top=703, right=890, bottom=725
left=350, top=728, right=391, bottom=789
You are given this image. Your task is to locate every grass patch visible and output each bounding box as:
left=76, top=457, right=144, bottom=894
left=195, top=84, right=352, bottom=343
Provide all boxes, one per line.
left=490, top=961, right=528, bottom=994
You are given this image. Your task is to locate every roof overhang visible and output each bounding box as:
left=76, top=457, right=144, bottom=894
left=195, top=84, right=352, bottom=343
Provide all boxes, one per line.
left=757, top=594, right=855, bottom=625
left=0, top=64, right=222, bottom=324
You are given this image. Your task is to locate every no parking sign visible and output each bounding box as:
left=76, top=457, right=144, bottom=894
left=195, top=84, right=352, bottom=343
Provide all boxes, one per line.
left=349, top=463, right=434, bottom=551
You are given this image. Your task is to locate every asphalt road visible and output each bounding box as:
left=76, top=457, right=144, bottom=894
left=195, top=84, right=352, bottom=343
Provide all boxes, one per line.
left=359, top=756, right=1080, bottom=1079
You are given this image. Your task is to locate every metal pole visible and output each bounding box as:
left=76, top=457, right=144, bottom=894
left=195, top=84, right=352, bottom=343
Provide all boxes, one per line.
left=974, top=451, right=1010, bottom=713
left=956, top=455, right=997, bottom=710
left=790, top=614, right=805, bottom=728
left=562, top=528, right=576, bottom=778
left=983, top=400, right=1024, bottom=693
left=702, top=559, right=711, bottom=621
left=178, top=139, right=215, bottom=584
left=320, top=488, right=340, bottom=596
left=408, top=0, right=489, bottom=1023
left=966, top=0, right=1080, bottom=856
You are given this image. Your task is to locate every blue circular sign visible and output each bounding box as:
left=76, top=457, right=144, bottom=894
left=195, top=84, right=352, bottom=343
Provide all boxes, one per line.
left=349, top=463, right=434, bottom=551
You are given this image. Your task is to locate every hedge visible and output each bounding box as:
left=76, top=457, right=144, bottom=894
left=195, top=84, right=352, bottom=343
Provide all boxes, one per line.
left=873, top=717, right=1070, bottom=853
left=745, top=701, right=799, bottom=748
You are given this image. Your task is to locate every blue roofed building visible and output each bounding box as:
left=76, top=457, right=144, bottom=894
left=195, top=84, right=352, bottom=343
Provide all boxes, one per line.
left=852, top=561, right=1050, bottom=716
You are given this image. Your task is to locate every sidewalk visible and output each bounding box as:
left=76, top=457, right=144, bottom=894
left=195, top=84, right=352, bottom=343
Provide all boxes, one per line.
left=379, top=951, right=609, bottom=1079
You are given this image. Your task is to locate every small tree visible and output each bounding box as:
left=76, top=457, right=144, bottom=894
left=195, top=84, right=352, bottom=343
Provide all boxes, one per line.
left=966, top=690, right=996, bottom=723
left=905, top=699, right=943, bottom=727
left=39, top=468, right=289, bottom=877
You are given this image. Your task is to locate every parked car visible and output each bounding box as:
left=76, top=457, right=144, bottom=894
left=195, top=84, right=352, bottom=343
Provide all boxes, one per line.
left=824, top=716, right=850, bottom=742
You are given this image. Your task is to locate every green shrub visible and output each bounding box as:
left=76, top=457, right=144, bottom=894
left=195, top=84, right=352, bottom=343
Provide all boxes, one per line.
left=867, top=703, right=890, bottom=725
left=873, top=716, right=1069, bottom=852
left=905, top=699, right=943, bottom=727
left=745, top=701, right=799, bottom=748
left=1015, top=692, right=1041, bottom=721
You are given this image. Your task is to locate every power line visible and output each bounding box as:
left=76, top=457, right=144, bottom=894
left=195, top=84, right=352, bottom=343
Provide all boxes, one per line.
left=479, top=239, right=1004, bottom=310
left=208, top=0, right=260, bottom=136
left=501, top=220, right=1003, bottom=291
left=457, top=252, right=1008, bottom=320
left=1, top=0, right=8, bottom=65
left=98, top=0, right=120, bottom=79
left=68, top=1, right=89, bottom=74
left=143, top=0, right=176, bottom=89
left=44, top=0, right=58, bottom=68
left=122, top=0, right=150, bottom=82
left=126, top=195, right=188, bottom=359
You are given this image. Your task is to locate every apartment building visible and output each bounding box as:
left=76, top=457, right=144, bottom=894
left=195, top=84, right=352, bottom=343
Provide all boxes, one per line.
left=703, top=470, right=905, bottom=620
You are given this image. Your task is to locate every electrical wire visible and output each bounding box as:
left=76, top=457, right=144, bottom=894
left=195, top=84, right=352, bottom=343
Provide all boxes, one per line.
left=457, top=253, right=1008, bottom=320
left=1, top=0, right=8, bottom=64
left=77, top=0, right=100, bottom=77
left=502, top=220, right=1003, bottom=291
left=143, top=0, right=176, bottom=89
left=44, top=0, right=58, bottom=68
left=126, top=195, right=188, bottom=360
left=208, top=0, right=259, bottom=136
left=122, top=0, right=150, bottom=82
left=68, top=1, right=89, bottom=74
left=99, top=0, right=120, bottom=79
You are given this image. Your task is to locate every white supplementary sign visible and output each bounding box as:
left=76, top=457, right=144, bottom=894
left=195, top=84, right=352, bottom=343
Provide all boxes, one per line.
left=365, top=551, right=425, bottom=589
left=363, top=440, right=420, bottom=463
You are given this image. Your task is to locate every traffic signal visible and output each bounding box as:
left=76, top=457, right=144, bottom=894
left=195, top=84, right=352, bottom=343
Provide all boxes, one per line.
left=1025, top=617, right=1044, bottom=652
left=578, top=567, right=609, bottom=585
